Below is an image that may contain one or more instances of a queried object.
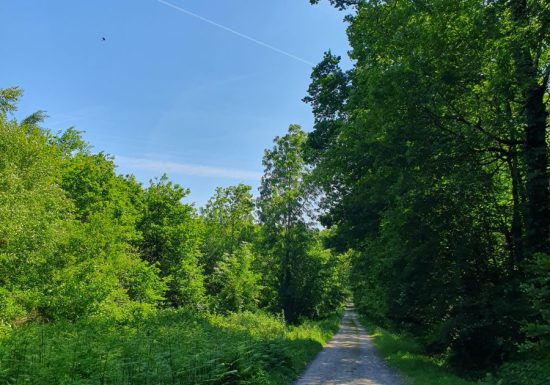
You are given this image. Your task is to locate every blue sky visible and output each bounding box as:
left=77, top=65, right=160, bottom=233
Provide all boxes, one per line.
left=1, top=0, right=351, bottom=207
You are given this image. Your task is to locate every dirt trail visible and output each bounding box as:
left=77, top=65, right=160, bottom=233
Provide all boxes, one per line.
left=293, top=306, right=403, bottom=385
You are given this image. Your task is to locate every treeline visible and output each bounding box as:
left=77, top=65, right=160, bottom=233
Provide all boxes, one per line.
left=0, top=87, right=349, bottom=332
left=306, top=0, right=549, bottom=381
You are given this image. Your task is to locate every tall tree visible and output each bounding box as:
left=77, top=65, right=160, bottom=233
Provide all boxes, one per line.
left=200, top=184, right=256, bottom=275
left=0, top=88, right=72, bottom=323
left=0, top=89, right=166, bottom=323
left=307, top=0, right=549, bottom=370
left=508, top=0, right=549, bottom=256
left=138, top=176, right=206, bottom=309
left=200, top=184, right=261, bottom=312
left=258, top=125, right=311, bottom=322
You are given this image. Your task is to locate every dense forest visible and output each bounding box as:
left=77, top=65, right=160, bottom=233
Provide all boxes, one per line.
left=1, top=0, right=549, bottom=384
left=305, top=0, right=549, bottom=383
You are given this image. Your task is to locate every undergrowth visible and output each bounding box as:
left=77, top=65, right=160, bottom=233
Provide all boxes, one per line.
left=359, top=317, right=483, bottom=385
left=359, top=316, right=550, bottom=385
left=0, top=309, right=339, bottom=385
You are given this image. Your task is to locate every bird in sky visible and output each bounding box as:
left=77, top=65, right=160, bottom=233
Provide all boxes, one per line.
left=101, top=37, right=106, bottom=41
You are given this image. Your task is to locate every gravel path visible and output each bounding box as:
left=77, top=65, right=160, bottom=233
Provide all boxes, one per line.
left=293, top=306, right=403, bottom=385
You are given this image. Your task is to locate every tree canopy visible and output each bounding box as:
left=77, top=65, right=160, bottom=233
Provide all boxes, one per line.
left=0, top=90, right=348, bottom=330
left=307, top=0, right=549, bottom=374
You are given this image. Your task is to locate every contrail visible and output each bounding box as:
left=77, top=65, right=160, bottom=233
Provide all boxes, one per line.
left=157, top=0, right=315, bottom=66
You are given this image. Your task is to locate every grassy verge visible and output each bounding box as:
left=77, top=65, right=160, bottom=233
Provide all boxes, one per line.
left=0, top=309, right=340, bottom=385
left=359, top=316, right=550, bottom=385
left=358, top=317, right=481, bottom=385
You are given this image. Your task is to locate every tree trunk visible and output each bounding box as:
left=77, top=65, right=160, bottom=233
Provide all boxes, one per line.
left=508, top=150, right=525, bottom=267
left=510, top=0, right=550, bottom=256
left=523, top=83, right=549, bottom=255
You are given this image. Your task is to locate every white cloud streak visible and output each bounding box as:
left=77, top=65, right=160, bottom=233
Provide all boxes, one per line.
left=157, top=0, right=315, bottom=66
left=47, top=106, right=106, bottom=128
left=116, top=156, right=262, bottom=180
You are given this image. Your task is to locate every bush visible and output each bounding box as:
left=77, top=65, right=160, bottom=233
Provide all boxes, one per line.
left=487, top=359, right=550, bottom=385
left=0, top=309, right=339, bottom=385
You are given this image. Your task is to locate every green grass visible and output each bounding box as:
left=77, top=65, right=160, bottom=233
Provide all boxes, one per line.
left=358, top=317, right=482, bottom=385
left=359, top=316, right=550, bottom=385
left=0, top=309, right=340, bottom=385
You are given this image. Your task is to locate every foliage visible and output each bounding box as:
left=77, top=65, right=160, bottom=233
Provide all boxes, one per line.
left=360, top=316, right=550, bottom=385
left=0, top=308, right=340, bottom=385
left=487, top=359, right=550, bottom=385
left=0, top=103, right=72, bottom=324
left=0, top=87, right=348, bottom=385
left=0, top=87, right=22, bottom=114
left=211, top=243, right=262, bottom=313
left=138, top=176, right=206, bottom=309
left=360, top=317, right=486, bottom=385
left=200, top=184, right=257, bottom=275
left=308, top=0, right=549, bottom=374
left=0, top=90, right=167, bottom=325
left=258, top=125, right=348, bottom=322
left=199, top=184, right=263, bottom=312
left=522, top=253, right=550, bottom=354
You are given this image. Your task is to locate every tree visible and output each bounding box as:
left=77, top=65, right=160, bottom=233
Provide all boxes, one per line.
left=307, top=0, right=549, bottom=370
left=210, top=243, right=262, bottom=313
left=258, top=125, right=317, bottom=322
left=309, top=0, right=359, bottom=10
left=200, top=184, right=256, bottom=275
left=138, top=176, right=206, bottom=309
left=0, top=89, right=166, bottom=324
left=0, top=89, right=72, bottom=323
left=507, top=0, right=549, bottom=257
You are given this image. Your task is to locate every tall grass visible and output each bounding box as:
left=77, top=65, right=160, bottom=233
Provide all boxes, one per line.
left=0, top=310, right=339, bottom=385
left=359, top=317, right=550, bottom=385
left=359, top=317, right=482, bottom=385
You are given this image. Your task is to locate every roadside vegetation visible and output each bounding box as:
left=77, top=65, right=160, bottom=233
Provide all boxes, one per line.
left=0, top=310, right=339, bottom=385
left=1, top=0, right=548, bottom=383
left=0, top=88, right=348, bottom=384
left=308, top=0, right=549, bottom=382
left=361, top=316, right=550, bottom=385
left=362, top=317, right=480, bottom=385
